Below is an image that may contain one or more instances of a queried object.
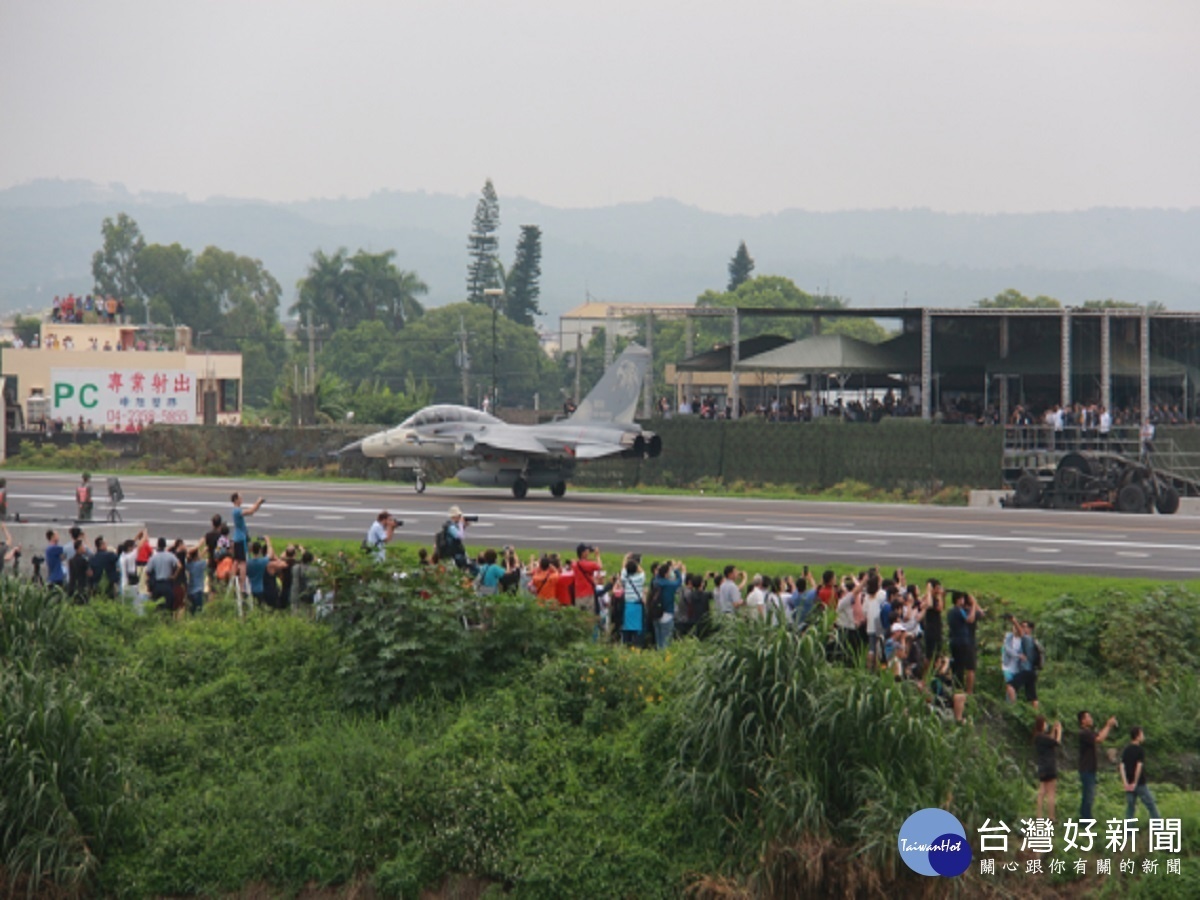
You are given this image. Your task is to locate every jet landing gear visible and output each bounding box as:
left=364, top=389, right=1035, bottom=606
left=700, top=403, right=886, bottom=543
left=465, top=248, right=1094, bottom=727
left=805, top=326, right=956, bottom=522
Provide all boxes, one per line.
left=512, top=477, right=528, bottom=499
left=550, top=481, right=567, bottom=498
left=413, top=466, right=426, bottom=494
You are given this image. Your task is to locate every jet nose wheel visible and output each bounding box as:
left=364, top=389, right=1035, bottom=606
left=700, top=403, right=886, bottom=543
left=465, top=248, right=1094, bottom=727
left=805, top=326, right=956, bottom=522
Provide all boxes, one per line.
left=550, top=481, right=567, bottom=498
left=512, top=477, right=529, bottom=499
left=415, top=477, right=426, bottom=494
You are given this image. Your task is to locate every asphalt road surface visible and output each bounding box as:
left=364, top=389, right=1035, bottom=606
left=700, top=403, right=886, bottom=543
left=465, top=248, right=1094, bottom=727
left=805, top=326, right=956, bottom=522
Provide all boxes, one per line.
left=5, top=472, right=1199, bottom=579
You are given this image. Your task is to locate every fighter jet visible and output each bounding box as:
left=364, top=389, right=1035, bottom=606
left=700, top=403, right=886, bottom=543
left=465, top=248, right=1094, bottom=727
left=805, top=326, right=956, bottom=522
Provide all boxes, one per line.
left=343, top=344, right=662, bottom=498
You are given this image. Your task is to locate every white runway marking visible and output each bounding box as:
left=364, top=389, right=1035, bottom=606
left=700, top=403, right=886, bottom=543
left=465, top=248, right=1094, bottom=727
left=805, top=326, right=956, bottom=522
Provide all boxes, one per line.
left=1027, top=547, right=1060, bottom=554
left=617, top=528, right=645, bottom=535
left=1117, top=551, right=1150, bottom=558
left=538, top=525, right=568, bottom=531
left=171, top=508, right=198, bottom=514
left=315, top=515, right=344, bottom=520
left=775, top=536, right=806, bottom=542
left=695, top=531, right=725, bottom=537
left=29, top=501, right=56, bottom=508
left=939, top=543, right=974, bottom=549
left=857, top=539, right=889, bottom=545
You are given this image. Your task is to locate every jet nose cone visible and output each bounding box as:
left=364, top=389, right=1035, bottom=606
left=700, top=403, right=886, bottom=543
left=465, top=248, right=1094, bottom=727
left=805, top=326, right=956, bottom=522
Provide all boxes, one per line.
left=338, top=439, right=364, bottom=456
left=360, top=433, right=388, bottom=458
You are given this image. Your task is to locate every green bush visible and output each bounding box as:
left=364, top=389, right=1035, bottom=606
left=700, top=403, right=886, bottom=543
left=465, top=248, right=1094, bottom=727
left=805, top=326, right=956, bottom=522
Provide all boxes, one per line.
left=329, top=560, right=591, bottom=710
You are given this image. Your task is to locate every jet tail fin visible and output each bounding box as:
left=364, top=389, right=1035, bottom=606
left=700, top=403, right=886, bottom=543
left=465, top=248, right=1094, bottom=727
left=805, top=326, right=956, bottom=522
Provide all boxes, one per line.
left=569, top=344, right=650, bottom=425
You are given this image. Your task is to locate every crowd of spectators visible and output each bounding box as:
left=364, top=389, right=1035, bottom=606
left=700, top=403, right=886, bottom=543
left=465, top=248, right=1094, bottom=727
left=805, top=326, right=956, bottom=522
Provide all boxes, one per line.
left=657, top=391, right=1197, bottom=428
left=51, top=293, right=124, bottom=324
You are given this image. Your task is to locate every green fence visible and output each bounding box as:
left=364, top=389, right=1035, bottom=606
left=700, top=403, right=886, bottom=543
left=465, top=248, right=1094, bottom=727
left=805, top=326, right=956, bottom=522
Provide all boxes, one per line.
left=574, top=418, right=1006, bottom=491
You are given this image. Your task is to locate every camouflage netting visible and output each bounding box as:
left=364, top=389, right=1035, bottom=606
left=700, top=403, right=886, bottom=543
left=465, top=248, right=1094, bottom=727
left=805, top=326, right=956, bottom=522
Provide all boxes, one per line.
left=48, top=419, right=1189, bottom=492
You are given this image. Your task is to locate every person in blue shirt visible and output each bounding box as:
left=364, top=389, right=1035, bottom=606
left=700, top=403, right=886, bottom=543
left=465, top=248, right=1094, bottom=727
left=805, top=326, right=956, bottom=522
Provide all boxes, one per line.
left=476, top=548, right=506, bottom=595
left=230, top=492, right=265, bottom=591
left=185, top=547, right=208, bottom=614
left=44, top=530, right=66, bottom=587
left=650, top=561, right=685, bottom=650
left=620, top=555, right=646, bottom=647
left=785, top=569, right=819, bottom=628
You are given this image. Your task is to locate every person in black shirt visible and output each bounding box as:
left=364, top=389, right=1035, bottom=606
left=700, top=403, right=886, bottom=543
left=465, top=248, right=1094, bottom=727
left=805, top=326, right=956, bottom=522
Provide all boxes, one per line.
left=1077, top=710, right=1119, bottom=821
left=1121, top=727, right=1163, bottom=821
left=67, top=539, right=92, bottom=602
left=1033, top=716, right=1063, bottom=820
left=205, top=514, right=223, bottom=578
left=89, top=536, right=120, bottom=599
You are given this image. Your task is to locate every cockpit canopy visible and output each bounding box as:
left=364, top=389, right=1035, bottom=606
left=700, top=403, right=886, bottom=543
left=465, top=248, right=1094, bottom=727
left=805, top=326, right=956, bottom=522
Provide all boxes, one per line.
left=399, top=405, right=501, bottom=429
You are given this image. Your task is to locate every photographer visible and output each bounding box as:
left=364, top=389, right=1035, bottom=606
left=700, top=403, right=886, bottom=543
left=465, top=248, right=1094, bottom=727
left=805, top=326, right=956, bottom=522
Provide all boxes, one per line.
left=784, top=567, right=819, bottom=628
left=365, top=510, right=400, bottom=562
left=442, top=506, right=476, bottom=571
left=947, top=590, right=982, bottom=694
left=650, top=559, right=685, bottom=649
left=1077, top=710, right=1119, bottom=821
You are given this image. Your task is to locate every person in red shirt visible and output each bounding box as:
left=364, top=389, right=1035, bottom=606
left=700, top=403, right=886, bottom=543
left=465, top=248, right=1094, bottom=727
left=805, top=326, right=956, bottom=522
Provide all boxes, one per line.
left=573, top=543, right=602, bottom=614
left=555, top=555, right=574, bottom=607
left=816, top=569, right=838, bottom=608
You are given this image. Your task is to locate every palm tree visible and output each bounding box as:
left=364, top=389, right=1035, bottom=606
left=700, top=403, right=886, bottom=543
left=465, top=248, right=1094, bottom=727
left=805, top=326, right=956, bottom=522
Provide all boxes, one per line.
left=293, top=248, right=351, bottom=331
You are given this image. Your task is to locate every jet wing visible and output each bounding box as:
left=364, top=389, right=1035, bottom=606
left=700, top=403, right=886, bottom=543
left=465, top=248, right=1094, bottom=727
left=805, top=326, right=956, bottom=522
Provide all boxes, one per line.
left=475, top=425, right=549, bottom=456
left=571, top=443, right=625, bottom=460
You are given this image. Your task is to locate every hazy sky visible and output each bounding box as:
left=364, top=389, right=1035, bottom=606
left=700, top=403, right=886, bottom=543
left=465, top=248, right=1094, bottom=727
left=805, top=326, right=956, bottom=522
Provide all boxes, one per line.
left=2, top=0, right=1198, bottom=215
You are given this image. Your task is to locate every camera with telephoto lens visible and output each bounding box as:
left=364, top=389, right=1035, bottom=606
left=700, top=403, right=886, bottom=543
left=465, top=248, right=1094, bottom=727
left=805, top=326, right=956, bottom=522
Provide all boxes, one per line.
left=463, top=515, right=480, bottom=523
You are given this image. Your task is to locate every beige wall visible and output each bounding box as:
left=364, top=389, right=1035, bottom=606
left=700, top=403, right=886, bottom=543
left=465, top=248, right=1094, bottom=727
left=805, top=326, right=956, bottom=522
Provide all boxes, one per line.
left=2, top=347, right=243, bottom=427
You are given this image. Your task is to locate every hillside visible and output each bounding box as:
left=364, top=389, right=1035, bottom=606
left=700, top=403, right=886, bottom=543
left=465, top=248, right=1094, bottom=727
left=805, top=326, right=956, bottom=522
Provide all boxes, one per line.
left=2, top=179, right=1198, bottom=320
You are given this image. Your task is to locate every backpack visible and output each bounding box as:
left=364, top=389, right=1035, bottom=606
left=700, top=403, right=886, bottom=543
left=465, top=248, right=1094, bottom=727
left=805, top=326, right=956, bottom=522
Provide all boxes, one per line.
left=1032, top=638, right=1045, bottom=671
left=646, top=581, right=665, bottom=623
left=434, top=520, right=453, bottom=558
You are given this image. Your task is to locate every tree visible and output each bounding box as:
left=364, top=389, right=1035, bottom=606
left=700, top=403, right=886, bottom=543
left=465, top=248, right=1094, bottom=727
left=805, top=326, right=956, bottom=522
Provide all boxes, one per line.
left=505, top=225, right=542, bottom=326
left=466, top=179, right=500, bottom=303
left=1081, top=299, right=1166, bottom=312
left=92, top=213, right=146, bottom=318
left=727, top=241, right=755, bottom=292
left=346, top=250, right=427, bottom=330
left=12, top=315, right=41, bottom=346
left=975, top=289, right=1061, bottom=309
left=294, top=249, right=427, bottom=333
left=135, top=243, right=198, bottom=326
left=293, top=249, right=351, bottom=332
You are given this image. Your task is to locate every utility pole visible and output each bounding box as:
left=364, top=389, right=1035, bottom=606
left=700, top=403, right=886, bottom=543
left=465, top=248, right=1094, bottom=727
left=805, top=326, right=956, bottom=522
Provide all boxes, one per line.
left=484, top=288, right=504, bottom=412
left=457, top=315, right=470, bottom=406
left=574, top=332, right=582, bottom=405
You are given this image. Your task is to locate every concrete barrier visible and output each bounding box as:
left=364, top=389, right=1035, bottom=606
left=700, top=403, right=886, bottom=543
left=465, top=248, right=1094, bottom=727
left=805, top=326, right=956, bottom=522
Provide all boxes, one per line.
left=3, top=521, right=149, bottom=555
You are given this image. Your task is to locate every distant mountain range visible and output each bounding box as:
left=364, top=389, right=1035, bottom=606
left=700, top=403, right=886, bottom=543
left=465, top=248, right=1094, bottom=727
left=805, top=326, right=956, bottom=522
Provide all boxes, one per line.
left=2, top=178, right=1198, bottom=322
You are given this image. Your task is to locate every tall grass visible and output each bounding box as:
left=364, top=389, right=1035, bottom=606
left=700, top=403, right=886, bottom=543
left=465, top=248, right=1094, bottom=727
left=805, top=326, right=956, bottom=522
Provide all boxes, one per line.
left=670, top=618, right=1022, bottom=895
left=0, top=579, right=134, bottom=898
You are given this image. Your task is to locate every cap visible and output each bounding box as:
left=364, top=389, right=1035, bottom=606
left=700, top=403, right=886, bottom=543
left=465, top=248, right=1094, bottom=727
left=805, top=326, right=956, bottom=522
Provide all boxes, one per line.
left=449, top=505, right=462, bottom=518
left=577, top=543, right=593, bottom=556
left=891, top=623, right=906, bottom=633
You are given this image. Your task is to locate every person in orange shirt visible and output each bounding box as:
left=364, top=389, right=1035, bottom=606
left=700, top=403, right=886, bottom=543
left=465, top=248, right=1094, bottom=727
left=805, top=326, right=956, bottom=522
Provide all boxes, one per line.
left=529, top=555, right=560, bottom=604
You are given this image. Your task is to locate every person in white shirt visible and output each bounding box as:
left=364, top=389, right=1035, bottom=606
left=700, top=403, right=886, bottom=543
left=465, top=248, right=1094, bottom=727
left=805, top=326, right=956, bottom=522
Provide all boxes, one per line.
left=744, top=574, right=766, bottom=619
left=862, top=573, right=885, bottom=666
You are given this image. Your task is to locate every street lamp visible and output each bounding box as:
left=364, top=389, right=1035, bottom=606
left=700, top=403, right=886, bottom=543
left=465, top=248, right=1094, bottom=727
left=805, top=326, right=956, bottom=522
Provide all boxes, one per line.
left=483, top=288, right=504, bottom=413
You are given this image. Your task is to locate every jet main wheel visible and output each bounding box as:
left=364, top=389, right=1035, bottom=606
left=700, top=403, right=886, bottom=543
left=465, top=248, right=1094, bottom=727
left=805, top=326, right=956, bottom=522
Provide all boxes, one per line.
left=415, top=477, right=426, bottom=494
left=512, top=477, right=529, bottom=499
left=550, top=481, right=567, bottom=498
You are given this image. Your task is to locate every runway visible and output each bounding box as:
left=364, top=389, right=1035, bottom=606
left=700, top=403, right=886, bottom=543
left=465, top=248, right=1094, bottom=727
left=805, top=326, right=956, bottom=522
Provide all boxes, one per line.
left=5, top=471, right=1200, bottom=579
